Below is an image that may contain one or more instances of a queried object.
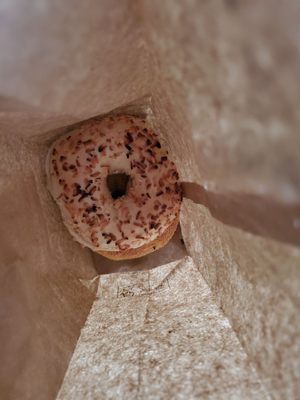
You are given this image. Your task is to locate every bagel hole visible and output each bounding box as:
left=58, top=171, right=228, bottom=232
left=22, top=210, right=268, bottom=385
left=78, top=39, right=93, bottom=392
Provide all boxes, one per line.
left=107, top=173, right=130, bottom=200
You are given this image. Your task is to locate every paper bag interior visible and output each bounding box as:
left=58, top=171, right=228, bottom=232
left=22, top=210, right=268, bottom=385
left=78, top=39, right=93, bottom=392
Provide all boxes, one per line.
left=0, top=1, right=300, bottom=400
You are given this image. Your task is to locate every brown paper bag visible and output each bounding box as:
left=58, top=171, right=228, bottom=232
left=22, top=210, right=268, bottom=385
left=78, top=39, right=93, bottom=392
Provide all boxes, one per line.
left=1, top=1, right=300, bottom=399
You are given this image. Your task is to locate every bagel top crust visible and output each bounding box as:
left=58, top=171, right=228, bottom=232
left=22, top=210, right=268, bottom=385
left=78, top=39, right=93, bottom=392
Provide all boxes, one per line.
left=46, top=115, right=182, bottom=254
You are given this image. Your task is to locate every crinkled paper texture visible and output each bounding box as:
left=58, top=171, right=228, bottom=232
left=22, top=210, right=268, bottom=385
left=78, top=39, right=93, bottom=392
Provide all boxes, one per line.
left=57, top=258, right=269, bottom=400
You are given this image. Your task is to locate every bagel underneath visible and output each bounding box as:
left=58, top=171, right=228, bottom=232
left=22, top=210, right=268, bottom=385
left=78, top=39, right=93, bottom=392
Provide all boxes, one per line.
left=46, top=115, right=182, bottom=260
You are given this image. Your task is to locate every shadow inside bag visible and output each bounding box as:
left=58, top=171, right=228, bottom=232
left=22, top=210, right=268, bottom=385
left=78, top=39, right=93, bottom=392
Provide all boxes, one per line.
left=182, top=182, right=300, bottom=247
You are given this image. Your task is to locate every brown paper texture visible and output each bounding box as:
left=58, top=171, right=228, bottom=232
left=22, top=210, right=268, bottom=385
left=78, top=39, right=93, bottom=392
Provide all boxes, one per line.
left=0, top=1, right=300, bottom=400
left=57, top=257, right=269, bottom=400
left=180, top=201, right=300, bottom=400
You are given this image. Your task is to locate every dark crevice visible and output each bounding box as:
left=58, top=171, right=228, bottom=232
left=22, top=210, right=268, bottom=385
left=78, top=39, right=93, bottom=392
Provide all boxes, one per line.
left=107, top=173, right=130, bottom=200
